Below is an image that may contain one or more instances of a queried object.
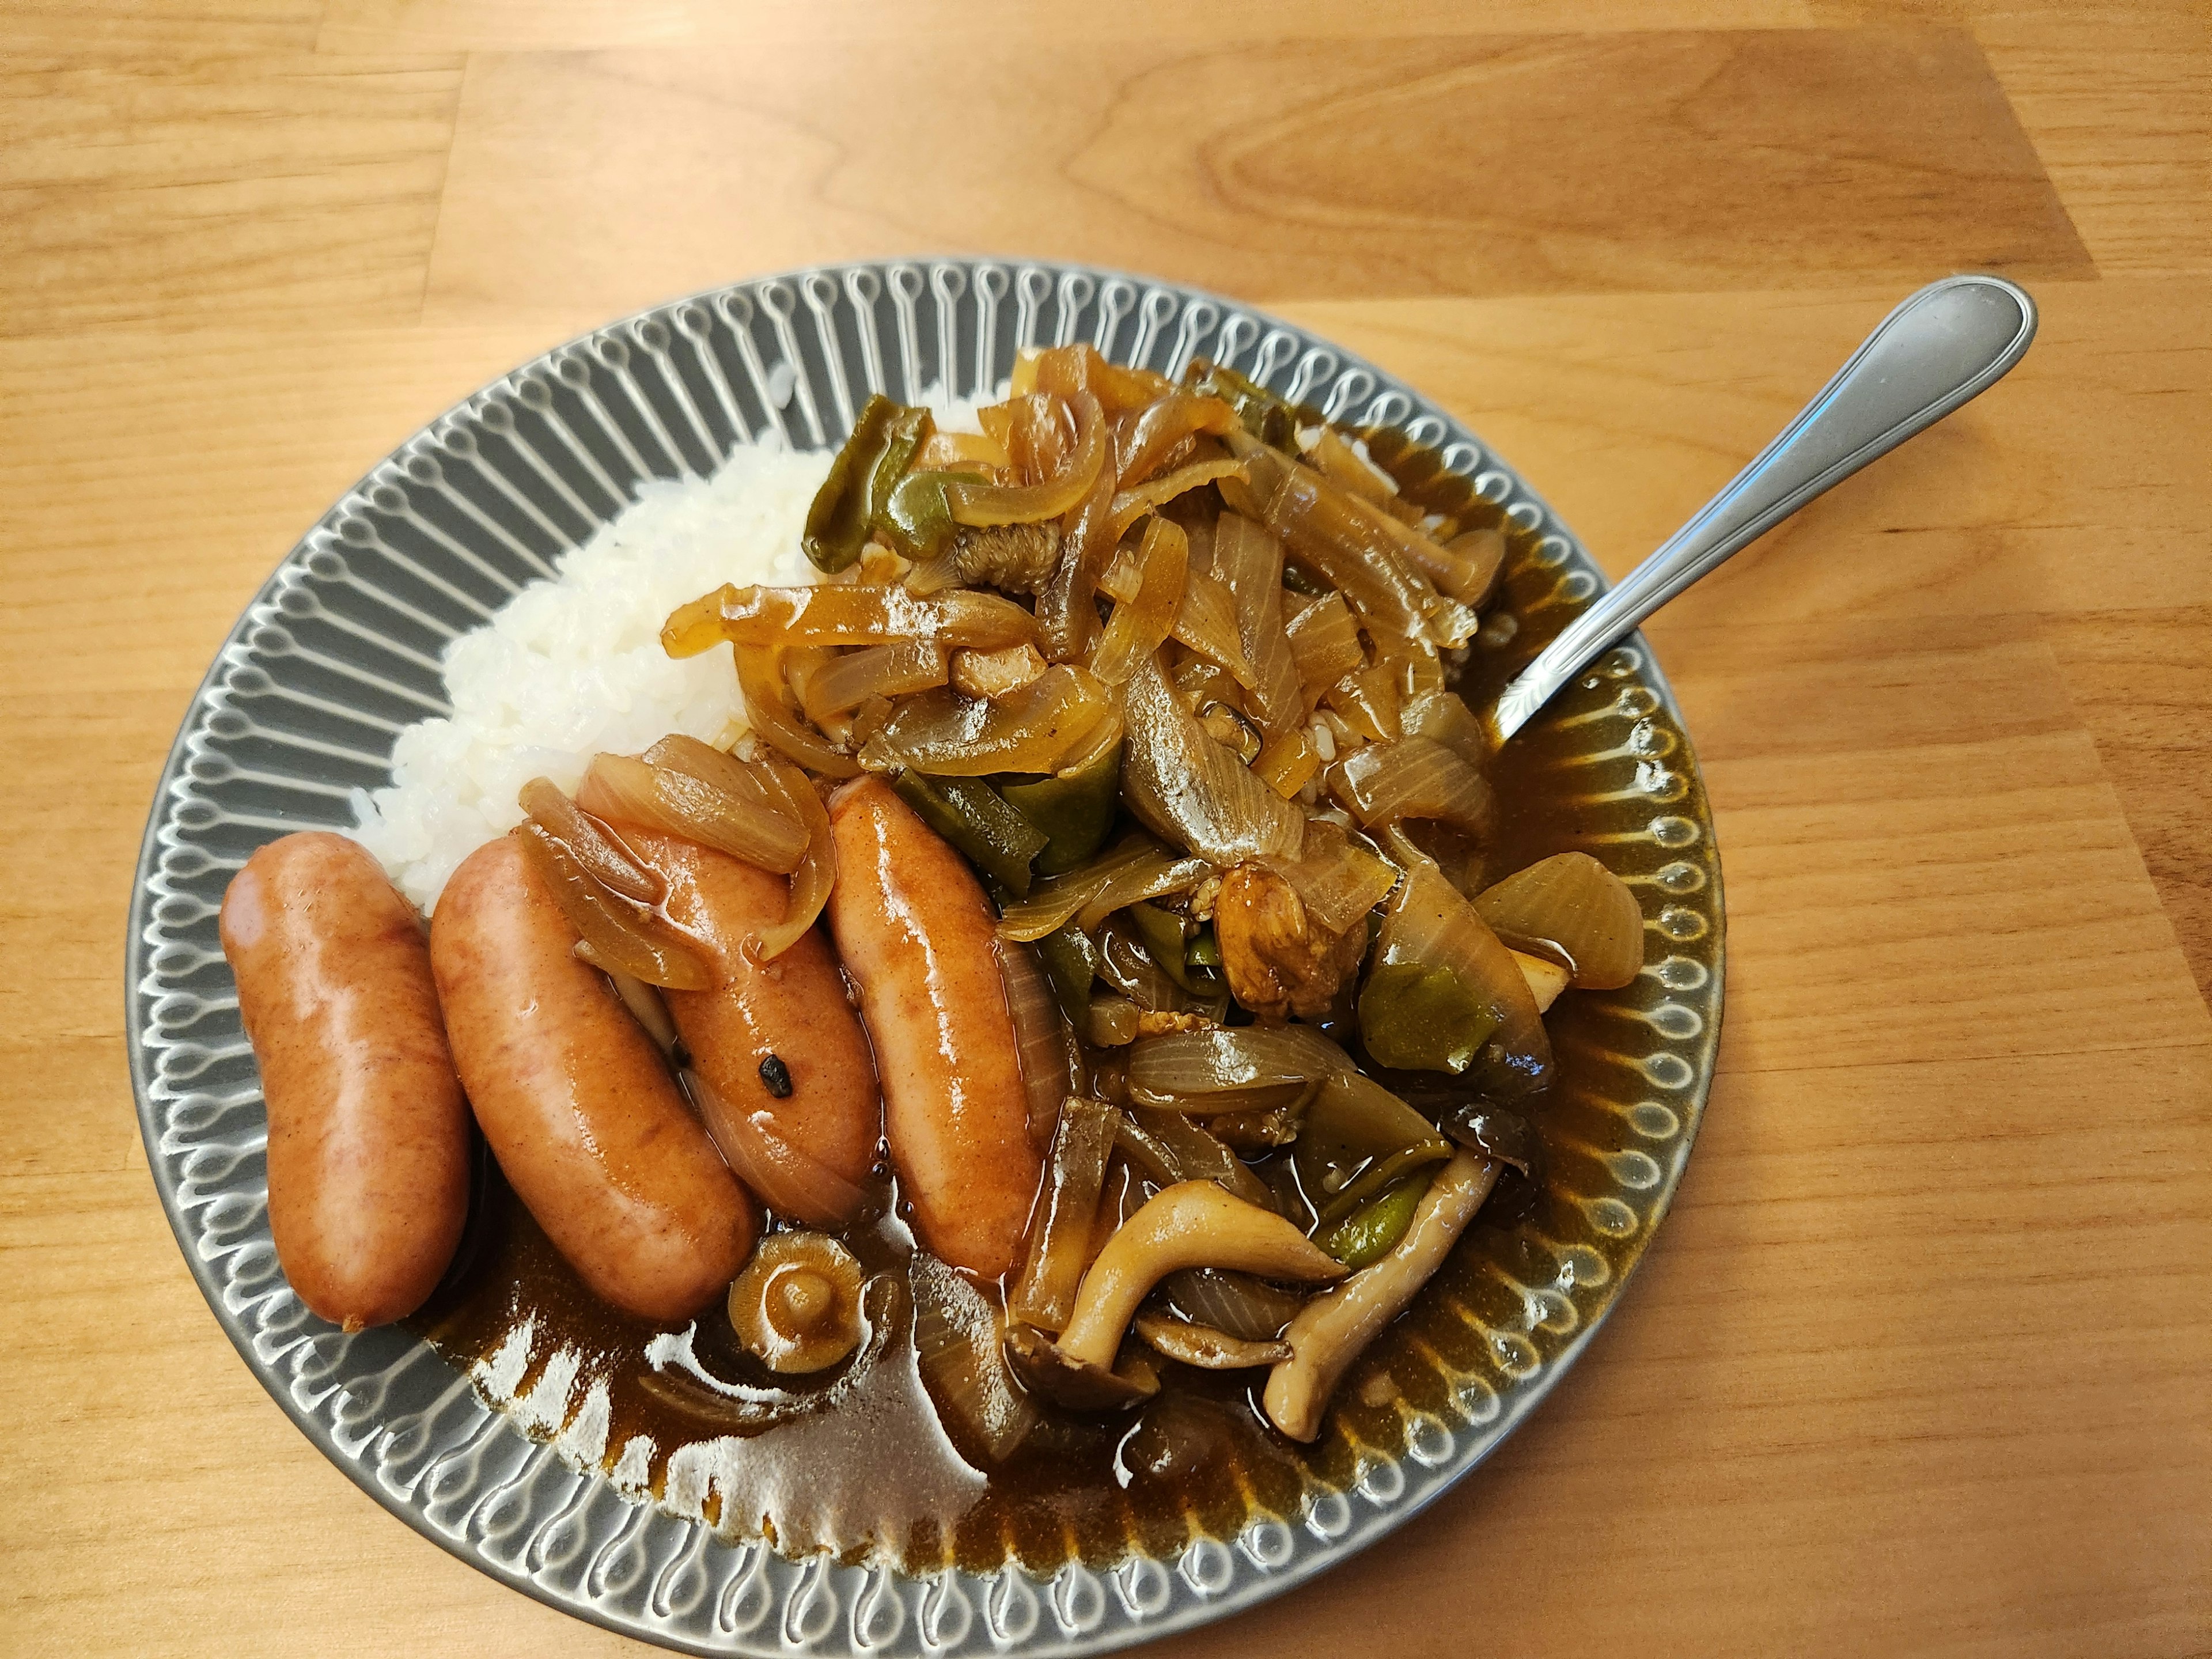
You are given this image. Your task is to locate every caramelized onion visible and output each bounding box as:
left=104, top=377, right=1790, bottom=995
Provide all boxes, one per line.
left=1115, top=1107, right=1275, bottom=1211
left=1119, top=651, right=1304, bottom=866
left=1257, top=819, right=1400, bottom=934
left=1285, top=593, right=1364, bottom=704
left=1127, top=1024, right=1351, bottom=1108
left=1010, top=1096, right=1118, bottom=1334
left=642, top=732, right=785, bottom=810
left=1330, top=734, right=1497, bottom=840
left=1169, top=569, right=1255, bottom=688
left=1036, top=444, right=1119, bottom=663
left=516, top=823, right=710, bottom=991
left=997, top=937, right=1084, bottom=1147
left=1304, top=425, right=1397, bottom=507
left=1325, top=662, right=1403, bottom=744
left=995, top=836, right=1210, bottom=943
left=727, top=646, right=853, bottom=778
left=1251, top=728, right=1323, bottom=800
left=1005, top=392, right=1074, bottom=484
left=1212, top=512, right=1302, bottom=742
left=1375, top=834, right=1552, bottom=1096
left=577, top=751, right=809, bottom=872
left=1399, top=688, right=1491, bottom=767
left=874, top=664, right=1114, bottom=777
left=1089, top=516, right=1190, bottom=687
left=800, top=639, right=950, bottom=721
left=685, top=1068, right=868, bottom=1227
left=1108, top=458, right=1244, bottom=539
left=1116, top=392, right=1240, bottom=486
left=946, top=391, right=1104, bottom=526
left=1474, top=851, right=1644, bottom=989
left=662, top=583, right=1039, bottom=656
left=911, top=1252, right=1038, bottom=1463
left=747, top=756, right=836, bottom=960
left=1158, top=1268, right=1306, bottom=1343
left=518, top=776, right=661, bottom=904
left=1033, top=343, right=1171, bottom=414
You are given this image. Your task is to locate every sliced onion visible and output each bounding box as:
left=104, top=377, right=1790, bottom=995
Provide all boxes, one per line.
left=1376, top=833, right=1552, bottom=1096
left=1010, top=1096, right=1118, bottom=1333
left=734, top=644, right=861, bottom=779
left=946, top=391, right=1104, bottom=526
left=1085, top=995, right=1143, bottom=1046
left=1096, top=919, right=1196, bottom=1014
left=747, top=756, right=836, bottom=961
left=1257, top=818, right=1400, bottom=934
left=1089, top=515, right=1189, bottom=687
left=1252, top=727, right=1323, bottom=800
left=1325, top=662, right=1403, bottom=744
left=1115, top=391, right=1239, bottom=485
left=994, top=835, right=1208, bottom=943
left=662, top=583, right=1039, bottom=656
left=1304, top=425, right=1397, bottom=507
left=1108, top=457, right=1244, bottom=539
left=685, top=1067, right=868, bottom=1227
left=1118, top=650, right=1305, bottom=866
left=1439, top=527, right=1506, bottom=608
left=1036, top=444, right=1118, bottom=663
left=1005, top=392, right=1074, bottom=484
left=1475, top=851, right=1644, bottom=990
left=1158, top=1267, right=1305, bottom=1342
left=1221, top=432, right=1435, bottom=647
left=1127, top=1024, right=1351, bottom=1106
left=1399, top=689, right=1490, bottom=768
left=915, top=428, right=1010, bottom=471
left=577, top=751, right=809, bottom=872
left=1033, top=342, right=1171, bottom=414
left=800, top=639, right=950, bottom=721
left=515, top=823, right=711, bottom=991
left=518, top=775, right=660, bottom=903
left=1330, top=734, right=1497, bottom=840
left=1115, top=1106, right=1275, bottom=1210
left=875, top=664, right=1115, bottom=777
left=911, top=1252, right=1038, bottom=1463
left=1212, top=511, right=1301, bottom=741
left=1170, top=569, right=1255, bottom=688
left=585, top=952, right=681, bottom=1054
left=995, top=937, right=1084, bottom=1147
left=1284, top=593, right=1364, bottom=705
left=643, top=732, right=783, bottom=811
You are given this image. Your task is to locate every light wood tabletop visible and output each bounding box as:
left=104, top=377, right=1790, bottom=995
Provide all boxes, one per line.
left=4, top=2, right=2207, bottom=1654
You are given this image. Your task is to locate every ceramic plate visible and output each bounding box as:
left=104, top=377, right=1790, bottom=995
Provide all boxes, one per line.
left=127, top=258, right=1722, bottom=1657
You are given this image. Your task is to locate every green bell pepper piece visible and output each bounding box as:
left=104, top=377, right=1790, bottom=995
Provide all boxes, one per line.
left=1126, top=902, right=1200, bottom=993
left=999, top=737, right=1122, bottom=875
left=1186, top=360, right=1300, bottom=454
left=1037, top=925, right=1102, bottom=1025
left=1293, top=1071, right=1455, bottom=1230
left=1318, top=1168, right=1437, bottom=1268
left=893, top=771, right=1047, bottom=896
left=802, top=395, right=933, bottom=573
left=876, top=468, right=964, bottom=561
left=1186, top=926, right=1222, bottom=970
left=1358, top=961, right=1499, bottom=1075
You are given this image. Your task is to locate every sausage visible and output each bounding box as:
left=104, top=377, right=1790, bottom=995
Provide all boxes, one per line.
left=826, top=776, right=1041, bottom=1279
left=218, top=831, right=469, bottom=1331
left=430, top=833, right=757, bottom=1323
left=622, top=830, right=883, bottom=1215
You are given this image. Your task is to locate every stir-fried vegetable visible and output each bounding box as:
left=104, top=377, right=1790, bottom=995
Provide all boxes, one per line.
left=604, top=340, right=1656, bottom=1452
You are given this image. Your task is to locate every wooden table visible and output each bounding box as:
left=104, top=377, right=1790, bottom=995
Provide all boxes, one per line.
left=5, top=3, right=2207, bottom=1654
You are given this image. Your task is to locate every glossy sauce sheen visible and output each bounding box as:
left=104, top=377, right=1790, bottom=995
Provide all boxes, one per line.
left=825, top=777, right=1041, bottom=1280
left=431, top=834, right=759, bottom=1322
left=219, top=831, right=469, bottom=1330
left=410, top=459, right=1666, bottom=1575
left=624, top=828, right=883, bottom=1197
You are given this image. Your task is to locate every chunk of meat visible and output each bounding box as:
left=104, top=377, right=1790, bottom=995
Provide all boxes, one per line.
left=1214, top=863, right=1368, bottom=1021
left=950, top=642, right=1048, bottom=699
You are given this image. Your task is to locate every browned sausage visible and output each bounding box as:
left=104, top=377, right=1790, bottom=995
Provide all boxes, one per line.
left=621, top=829, right=882, bottom=1215
left=825, top=776, right=1041, bottom=1280
left=218, top=831, right=469, bottom=1331
left=430, top=833, right=757, bottom=1323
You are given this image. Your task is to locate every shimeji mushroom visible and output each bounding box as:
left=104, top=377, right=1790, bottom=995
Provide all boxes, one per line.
left=1262, top=1149, right=1500, bottom=1441
left=728, top=1232, right=866, bottom=1374
left=1132, top=1311, right=1291, bottom=1369
left=1007, top=1181, right=1343, bottom=1408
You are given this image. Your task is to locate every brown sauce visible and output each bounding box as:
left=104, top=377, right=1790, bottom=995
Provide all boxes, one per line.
left=407, top=421, right=1648, bottom=1577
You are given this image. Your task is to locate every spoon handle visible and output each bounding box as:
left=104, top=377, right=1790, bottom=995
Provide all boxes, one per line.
left=1487, top=274, right=2039, bottom=743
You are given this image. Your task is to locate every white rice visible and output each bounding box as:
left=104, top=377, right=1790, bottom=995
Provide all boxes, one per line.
left=350, top=391, right=990, bottom=911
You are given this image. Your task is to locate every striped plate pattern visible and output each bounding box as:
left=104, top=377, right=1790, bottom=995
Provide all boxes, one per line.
left=126, top=259, right=1723, bottom=1658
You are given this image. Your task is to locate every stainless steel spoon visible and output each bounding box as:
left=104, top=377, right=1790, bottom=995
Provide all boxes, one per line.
left=1486, top=274, right=2039, bottom=743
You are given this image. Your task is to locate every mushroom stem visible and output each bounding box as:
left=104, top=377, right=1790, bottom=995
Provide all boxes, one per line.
left=1056, top=1181, right=1344, bottom=1371
left=1262, top=1149, right=1499, bottom=1442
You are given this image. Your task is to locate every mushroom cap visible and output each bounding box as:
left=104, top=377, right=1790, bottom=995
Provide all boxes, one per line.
left=728, top=1231, right=866, bottom=1373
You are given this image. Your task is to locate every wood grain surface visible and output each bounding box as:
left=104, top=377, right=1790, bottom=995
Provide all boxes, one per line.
left=2, top=2, right=2207, bottom=1656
